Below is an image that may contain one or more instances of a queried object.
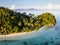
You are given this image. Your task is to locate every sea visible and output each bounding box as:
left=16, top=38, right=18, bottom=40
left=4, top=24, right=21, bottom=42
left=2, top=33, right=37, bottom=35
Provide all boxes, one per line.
left=0, top=10, right=60, bottom=45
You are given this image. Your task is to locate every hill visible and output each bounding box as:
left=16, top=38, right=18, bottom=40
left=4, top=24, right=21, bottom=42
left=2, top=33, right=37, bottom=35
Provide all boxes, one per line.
left=0, top=7, right=56, bottom=35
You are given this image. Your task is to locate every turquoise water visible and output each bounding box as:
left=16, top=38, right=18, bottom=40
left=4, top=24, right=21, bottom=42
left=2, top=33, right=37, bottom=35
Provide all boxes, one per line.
left=0, top=10, right=60, bottom=45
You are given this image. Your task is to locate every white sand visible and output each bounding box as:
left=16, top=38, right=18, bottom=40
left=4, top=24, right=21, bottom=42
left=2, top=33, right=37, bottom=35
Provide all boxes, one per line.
left=0, top=32, right=27, bottom=37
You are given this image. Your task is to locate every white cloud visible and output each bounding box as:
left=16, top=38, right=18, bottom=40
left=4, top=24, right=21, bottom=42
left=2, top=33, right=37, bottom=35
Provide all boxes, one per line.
left=8, top=4, right=60, bottom=10
left=45, top=4, right=60, bottom=10
left=10, top=5, right=15, bottom=10
left=45, top=4, right=53, bottom=9
left=54, top=5, right=60, bottom=9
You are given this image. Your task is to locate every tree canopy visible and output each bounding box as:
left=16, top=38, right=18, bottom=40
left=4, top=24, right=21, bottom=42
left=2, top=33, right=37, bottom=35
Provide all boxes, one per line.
left=0, top=7, right=56, bottom=35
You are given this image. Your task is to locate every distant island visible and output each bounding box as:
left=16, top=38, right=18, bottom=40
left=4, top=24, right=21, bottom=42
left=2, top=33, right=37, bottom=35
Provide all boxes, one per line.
left=14, top=8, right=60, bottom=12
left=0, top=7, right=56, bottom=35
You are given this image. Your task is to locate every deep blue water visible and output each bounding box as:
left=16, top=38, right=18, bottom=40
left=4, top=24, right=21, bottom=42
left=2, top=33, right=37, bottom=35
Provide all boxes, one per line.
left=0, top=10, right=60, bottom=45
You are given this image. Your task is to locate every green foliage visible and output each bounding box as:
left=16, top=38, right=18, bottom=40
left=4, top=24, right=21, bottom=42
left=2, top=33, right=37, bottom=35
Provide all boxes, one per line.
left=0, top=7, right=56, bottom=35
left=35, top=12, right=56, bottom=26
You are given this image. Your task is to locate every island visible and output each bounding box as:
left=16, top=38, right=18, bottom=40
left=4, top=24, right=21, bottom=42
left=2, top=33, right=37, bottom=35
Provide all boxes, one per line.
left=0, top=7, right=56, bottom=35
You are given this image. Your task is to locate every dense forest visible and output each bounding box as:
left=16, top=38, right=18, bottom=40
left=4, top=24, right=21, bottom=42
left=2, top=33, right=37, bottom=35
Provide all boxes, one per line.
left=0, top=7, right=56, bottom=35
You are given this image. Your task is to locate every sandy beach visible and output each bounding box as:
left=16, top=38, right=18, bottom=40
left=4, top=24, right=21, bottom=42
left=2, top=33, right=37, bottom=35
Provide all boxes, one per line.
left=0, top=32, right=28, bottom=37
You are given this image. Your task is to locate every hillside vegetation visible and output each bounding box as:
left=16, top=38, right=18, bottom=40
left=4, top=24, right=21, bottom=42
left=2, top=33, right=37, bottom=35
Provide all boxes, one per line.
left=0, top=7, right=56, bottom=35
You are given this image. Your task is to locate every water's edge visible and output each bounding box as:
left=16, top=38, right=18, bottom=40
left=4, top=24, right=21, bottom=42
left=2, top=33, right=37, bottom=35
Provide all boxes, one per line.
left=0, top=26, right=48, bottom=40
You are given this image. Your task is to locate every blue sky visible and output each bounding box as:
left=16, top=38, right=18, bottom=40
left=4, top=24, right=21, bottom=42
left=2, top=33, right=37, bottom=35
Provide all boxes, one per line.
left=0, top=0, right=60, bottom=9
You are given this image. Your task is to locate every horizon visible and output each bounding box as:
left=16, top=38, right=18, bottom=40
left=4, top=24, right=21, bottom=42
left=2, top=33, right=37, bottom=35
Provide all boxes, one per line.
left=0, top=0, right=60, bottom=10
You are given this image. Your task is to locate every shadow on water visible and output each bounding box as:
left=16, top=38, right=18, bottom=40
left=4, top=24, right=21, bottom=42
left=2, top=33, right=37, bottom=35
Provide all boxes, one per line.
left=0, top=36, right=59, bottom=45
left=0, top=40, right=29, bottom=45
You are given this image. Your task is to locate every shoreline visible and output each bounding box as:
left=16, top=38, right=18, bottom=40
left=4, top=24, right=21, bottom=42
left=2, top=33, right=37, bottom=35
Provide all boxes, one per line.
left=0, top=32, right=27, bottom=37
left=0, top=26, right=47, bottom=36
left=0, top=26, right=51, bottom=40
left=0, top=25, right=53, bottom=37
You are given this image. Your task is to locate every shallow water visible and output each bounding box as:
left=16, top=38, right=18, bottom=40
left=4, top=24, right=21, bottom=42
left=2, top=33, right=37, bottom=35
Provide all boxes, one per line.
left=0, top=27, right=60, bottom=45
left=0, top=10, right=60, bottom=45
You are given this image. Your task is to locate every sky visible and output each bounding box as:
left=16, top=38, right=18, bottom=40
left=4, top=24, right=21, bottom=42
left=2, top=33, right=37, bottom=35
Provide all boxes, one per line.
left=0, top=0, right=60, bottom=9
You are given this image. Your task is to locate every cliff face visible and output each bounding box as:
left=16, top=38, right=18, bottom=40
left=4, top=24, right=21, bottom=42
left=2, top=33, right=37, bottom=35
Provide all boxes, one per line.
left=0, top=7, right=56, bottom=35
